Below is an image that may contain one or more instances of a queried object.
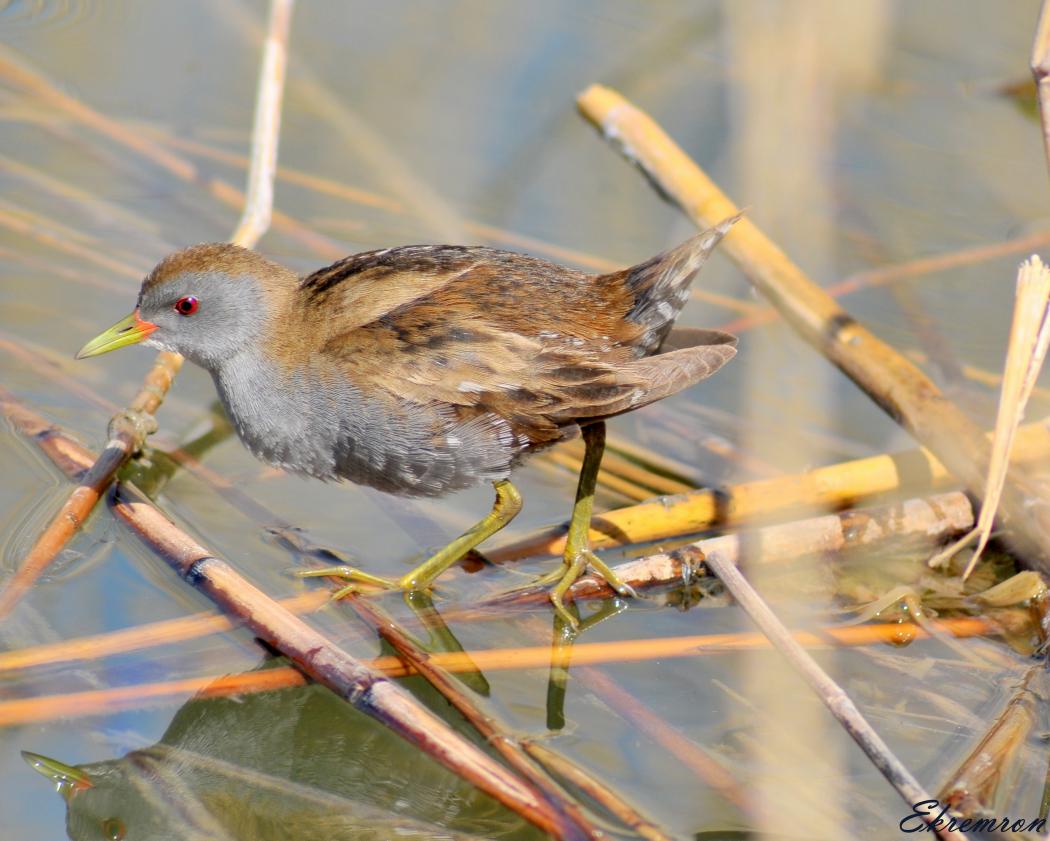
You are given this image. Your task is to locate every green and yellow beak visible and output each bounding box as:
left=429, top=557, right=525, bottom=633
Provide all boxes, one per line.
left=22, top=751, right=93, bottom=801
left=76, top=311, right=158, bottom=359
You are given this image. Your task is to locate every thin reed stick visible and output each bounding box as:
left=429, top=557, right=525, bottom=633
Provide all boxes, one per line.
left=521, top=741, right=674, bottom=841
left=0, top=0, right=294, bottom=620
left=0, top=669, right=309, bottom=727
left=0, top=616, right=1001, bottom=727
left=0, top=350, right=180, bottom=619
left=544, top=447, right=656, bottom=502
left=0, top=591, right=329, bottom=673
left=228, top=0, right=292, bottom=249
left=2, top=361, right=999, bottom=827
left=701, top=550, right=966, bottom=840
left=0, top=380, right=990, bottom=625
left=1032, top=0, right=1050, bottom=178
left=577, top=83, right=1050, bottom=572
left=559, top=437, right=694, bottom=495
left=931, top=257, right=1050, bottom=576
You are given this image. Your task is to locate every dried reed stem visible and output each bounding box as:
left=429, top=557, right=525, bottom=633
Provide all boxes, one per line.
left=937, top=663, right=1041, bottom=816
left=110, top=480, right=575, bottom=839
left=3, top=374, right=574, bottom=835
left=0, top=331, right=304, bottom=534
left=1033, top=0, right=1050, bottom=178
left=0, top=384, right=996, bottom=646
left=485, top=491, right=975, bottom=610
left=0, top=0, right=294, bottom=619
left=342, top=596, right=603, bottom=839
left=0, top=352, right=180, bottom=619
left=228, top=0, right=292, bottom=248
left=577, top=83, right=1050, bottom=571
left=0, top=669, right=310, bottom=727
left=521, top=741, right=674, bottom=841
left=2, top=382, right=993, bottom=832
left=721, top=227, right=1050, bottom=336
left=931, top=257, right=1050, bottom=576
left=0, top=615, right=1001, bottom=727
left=543, top=447, right=656, bottom=501
left=490, top=421, right=1050, bottom=564
left=701, top=550, right=966, bottom=840
left=558, top=437, right=694, bottom=495
left=0, top=590, right=329, bottom=673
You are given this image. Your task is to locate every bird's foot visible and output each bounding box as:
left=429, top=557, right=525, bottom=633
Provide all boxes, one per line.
left=296, top=565, right=405, bottom=598
left=548, top=548, right=638, bottom=631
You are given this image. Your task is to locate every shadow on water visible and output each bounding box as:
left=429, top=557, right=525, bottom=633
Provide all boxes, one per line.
left=23, top=658, right=540, bottom=841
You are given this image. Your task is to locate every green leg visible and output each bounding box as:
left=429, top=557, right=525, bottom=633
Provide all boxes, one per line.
left=298, top=479, right=522, bottom=596
left=401, top=589, right=492, bottom=696
left=545, top=599, right=627, bottom=730
left=545, top=613, right=576, bottom=731
left=549, top=422, right=638, bottom=629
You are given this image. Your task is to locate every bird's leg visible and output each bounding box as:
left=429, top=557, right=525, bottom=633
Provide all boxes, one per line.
left=299, top=479, right=522, bottom=595
left=549, top=422, right=638, bottom=629
left=403, top=589, right=491, bottom=696
left=396, top=479, right=522, bottom=590
left=546, top=598, right=628, bottom=729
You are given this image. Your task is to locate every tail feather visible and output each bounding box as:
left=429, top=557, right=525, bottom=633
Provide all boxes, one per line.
left=552, top=330, right=737, bottom=422
left=613, top=332, right=737, bottom=415
left=610, top=212, right=742, bottom=355
left=659, top=325, right=738, bottom=353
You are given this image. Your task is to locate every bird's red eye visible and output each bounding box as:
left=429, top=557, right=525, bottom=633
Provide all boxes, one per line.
left=174, top=296, right=199, bottom=316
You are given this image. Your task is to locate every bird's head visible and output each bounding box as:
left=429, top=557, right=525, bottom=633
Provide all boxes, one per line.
left=77, top=243, right=298, bottom=370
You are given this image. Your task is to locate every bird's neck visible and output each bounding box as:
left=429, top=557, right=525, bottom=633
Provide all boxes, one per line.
left=211, top=349, right=307, bottom=451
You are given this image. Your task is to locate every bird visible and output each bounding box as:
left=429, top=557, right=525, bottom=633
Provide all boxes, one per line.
left=78, top=217, right=739, bottom=627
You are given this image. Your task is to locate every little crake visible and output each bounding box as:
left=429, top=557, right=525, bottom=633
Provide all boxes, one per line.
left=79, top=218, right=739, bottom=626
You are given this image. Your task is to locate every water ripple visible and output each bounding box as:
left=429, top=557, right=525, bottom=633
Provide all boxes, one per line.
left=0, top=0, right=93, bottom=32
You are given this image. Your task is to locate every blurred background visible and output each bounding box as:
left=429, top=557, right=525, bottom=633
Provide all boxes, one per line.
left=1, top=1, right=1047, bottom=838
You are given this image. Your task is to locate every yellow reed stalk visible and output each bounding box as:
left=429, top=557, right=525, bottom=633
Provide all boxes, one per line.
left=577, top=83, right=1050, bottom=573
left=488, top=420, right=1050, bottom=564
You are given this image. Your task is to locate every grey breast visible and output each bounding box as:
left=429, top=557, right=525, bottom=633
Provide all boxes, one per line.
left=212, top=352, right=519, bottom=497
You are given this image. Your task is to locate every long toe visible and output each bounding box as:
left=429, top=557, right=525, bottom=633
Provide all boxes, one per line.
left=297, top=565, right=399, bottom=591
left=549, top=591, right=580, bottom=631
left=578, top=549, right=640, bottom=600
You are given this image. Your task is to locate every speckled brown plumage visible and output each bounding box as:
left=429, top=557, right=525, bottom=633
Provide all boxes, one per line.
left=102, top=218, right=738, bottom=498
